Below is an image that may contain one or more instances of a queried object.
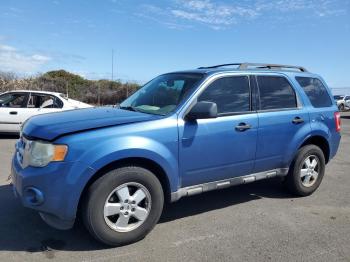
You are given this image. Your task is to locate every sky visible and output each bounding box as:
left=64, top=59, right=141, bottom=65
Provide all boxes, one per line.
left=0, top=0, right=350, bottom=92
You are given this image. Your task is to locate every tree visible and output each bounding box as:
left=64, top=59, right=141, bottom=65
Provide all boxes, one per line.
left=0, top=70, right=140, bottom=105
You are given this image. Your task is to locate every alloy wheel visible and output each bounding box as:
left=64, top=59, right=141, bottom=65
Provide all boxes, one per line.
left=103, top=182, right=151, bottom=232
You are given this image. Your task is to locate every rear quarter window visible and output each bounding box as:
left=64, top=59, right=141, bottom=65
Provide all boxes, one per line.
left=296, top=77, right=332, bottom=108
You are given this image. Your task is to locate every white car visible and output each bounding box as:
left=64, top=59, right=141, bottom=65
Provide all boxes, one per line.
left=334, top=95, right=350, bottom=111
left=0, top=90, right=92, bottom=133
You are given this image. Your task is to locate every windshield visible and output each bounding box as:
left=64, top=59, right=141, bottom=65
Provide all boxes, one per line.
left=120, top=73, right=204, bottom=115
left=334, top=95, right=344, bottom=100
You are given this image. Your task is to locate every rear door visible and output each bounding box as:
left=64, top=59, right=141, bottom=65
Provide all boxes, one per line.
left=178, top=74, right=258, bottom=187
left=0, top=92, right=29, bottom=132
left=254, top=74, right=311, bottom=173
left=27, top=93, right=64, bottom=116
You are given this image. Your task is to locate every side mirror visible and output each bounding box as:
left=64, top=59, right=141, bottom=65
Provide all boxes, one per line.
left=186, top=101, right=218, bottom=120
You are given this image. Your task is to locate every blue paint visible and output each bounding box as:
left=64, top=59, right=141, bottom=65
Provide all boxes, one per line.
left=12, top=67, right=341, bottom=228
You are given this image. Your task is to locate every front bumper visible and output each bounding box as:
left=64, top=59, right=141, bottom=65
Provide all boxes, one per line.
left=11, top=153, right=95, bottom=230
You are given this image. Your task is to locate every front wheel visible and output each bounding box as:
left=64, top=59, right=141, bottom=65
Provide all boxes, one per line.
left=286, top=145, right=326, bottom=196
left=82, top=166, right=164, bottom=246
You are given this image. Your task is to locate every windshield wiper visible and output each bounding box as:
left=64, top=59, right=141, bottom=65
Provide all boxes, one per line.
left=119, top=105, right=163, bottom=116
left=119, top=105, right=140, bottom=112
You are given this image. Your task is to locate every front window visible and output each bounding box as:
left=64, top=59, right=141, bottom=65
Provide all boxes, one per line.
left=120, top=73, right=204, bottom=115
left=198, top=76, right=250, bottom=114
left=0, top=93, right=27, bottom=108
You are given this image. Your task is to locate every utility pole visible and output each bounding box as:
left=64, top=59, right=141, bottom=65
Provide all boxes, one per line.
left=111, top=49, right=114, bottom=82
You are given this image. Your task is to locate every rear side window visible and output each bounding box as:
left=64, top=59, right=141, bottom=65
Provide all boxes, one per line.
left=198, top=76, right=250, bottom=114
left=296, top=77, right=332, bottom=108
left=257, top=76, right=297, bottom=110
left=28, top=94, right=63, bottom=108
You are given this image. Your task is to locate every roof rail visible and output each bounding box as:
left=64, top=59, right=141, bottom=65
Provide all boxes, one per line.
left=198, top=63, right=308, bottom=72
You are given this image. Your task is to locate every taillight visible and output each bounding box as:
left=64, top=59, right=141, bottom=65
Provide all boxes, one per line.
left=334, top=112, right=341, bottom=132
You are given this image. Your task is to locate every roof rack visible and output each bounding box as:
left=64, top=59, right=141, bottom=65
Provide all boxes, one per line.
left=198, top=63, right=308, bottom=72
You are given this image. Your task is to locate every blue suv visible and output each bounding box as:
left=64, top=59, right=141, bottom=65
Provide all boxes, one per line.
left=11, top=63, right=341, bottom=246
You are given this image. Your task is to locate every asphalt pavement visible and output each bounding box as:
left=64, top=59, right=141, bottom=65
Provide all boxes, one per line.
left=0, top=113, right=349, bottom=262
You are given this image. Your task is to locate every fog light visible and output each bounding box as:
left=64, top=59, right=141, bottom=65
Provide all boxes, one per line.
left=24, top=187, right=44, bottom=206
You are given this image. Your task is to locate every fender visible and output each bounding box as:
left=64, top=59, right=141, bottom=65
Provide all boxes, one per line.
left=282, top=128, right=330, bottom=167
left=281, top=121, right=312, bottom=167
left=60, top=135, right=179, bottom=220
left=88, top=136, right=179, bottom=191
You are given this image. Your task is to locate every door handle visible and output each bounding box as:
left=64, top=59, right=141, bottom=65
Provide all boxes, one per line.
left=9, top=111, right=18, bottom=115
left=235, top=123, right=251, bottom=132
left=292, top=117, right=304, bottom=124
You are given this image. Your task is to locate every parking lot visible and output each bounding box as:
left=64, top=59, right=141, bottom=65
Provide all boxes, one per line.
left=0, top=114, right=349, bottom=262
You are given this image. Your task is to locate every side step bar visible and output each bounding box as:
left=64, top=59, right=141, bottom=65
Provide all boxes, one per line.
left=170, top=168, right=289, bottom=202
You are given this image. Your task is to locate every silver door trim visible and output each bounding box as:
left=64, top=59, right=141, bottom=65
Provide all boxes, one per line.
left=170, top=168, right=289, bottom=202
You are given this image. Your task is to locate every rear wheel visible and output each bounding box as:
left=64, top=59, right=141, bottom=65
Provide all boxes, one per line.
left=338, top=104, right=345, bottom=111
left=286, top=145, right=325, bottom=196
left=83, top=166, right=164, bottom=246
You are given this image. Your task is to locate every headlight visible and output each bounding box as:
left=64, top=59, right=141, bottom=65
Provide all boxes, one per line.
left=26, top=141, right=68, bottom=167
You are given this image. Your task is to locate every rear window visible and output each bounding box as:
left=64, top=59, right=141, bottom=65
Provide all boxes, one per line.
left=296, top=77, right=332, bottom=108
left=257, top=76, right=297, bottom=110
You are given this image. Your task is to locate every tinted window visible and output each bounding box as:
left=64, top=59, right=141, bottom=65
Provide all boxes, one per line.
left=198, top=76, right=250, bottom=114
left=296, top=77, right=332, bottom=108
left=257, top=76, right=297, bottom=110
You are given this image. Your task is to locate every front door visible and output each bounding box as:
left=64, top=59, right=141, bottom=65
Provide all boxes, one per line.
left=0, top=92, right=29, bottom=132
left=178, top=75, right=258, bottom=187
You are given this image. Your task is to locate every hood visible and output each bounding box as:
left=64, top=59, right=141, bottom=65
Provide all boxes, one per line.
left=22, top=107, right=160, bottom=141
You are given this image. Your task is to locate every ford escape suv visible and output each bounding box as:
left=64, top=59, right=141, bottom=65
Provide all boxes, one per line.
left=11, top=63, right=341, bottom=246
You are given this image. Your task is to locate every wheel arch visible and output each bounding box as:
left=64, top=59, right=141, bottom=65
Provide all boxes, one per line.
left=299, top=135, right=330, bottom=164
left=77, top=157, right=172, bottom=217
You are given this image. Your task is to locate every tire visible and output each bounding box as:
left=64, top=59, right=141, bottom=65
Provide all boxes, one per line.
left=286, top=145, right=326, bottom=196
left=82, top=166, right=164, bottom=246
left=338, top=104, right=345, bottom=111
